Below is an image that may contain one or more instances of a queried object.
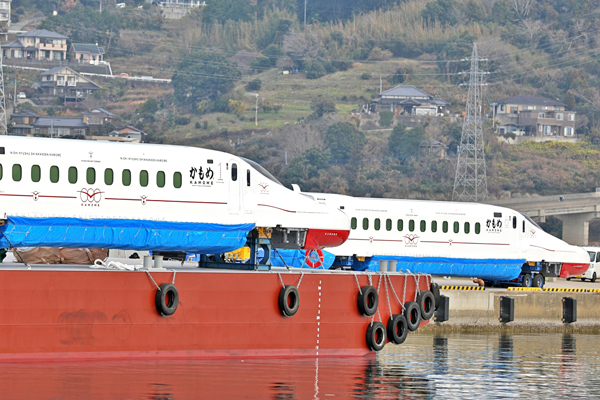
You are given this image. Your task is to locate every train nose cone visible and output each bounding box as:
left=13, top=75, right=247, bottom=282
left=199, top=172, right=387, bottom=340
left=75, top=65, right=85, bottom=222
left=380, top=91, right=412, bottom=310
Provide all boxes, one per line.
left=304, top=228, right=350, bottom=249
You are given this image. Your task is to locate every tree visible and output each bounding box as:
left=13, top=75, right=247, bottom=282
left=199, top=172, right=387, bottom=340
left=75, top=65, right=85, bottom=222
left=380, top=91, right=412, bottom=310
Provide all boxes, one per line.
left=202, top=0, right=254, bottom=23
left=323, top=122, right=365, bottom=163
left=389, top=124, right=426, bottom=158
left=246, top=79, right=262, bottom=91
left=389, top=67, right=408, bottom=85
left=305, top=59, right=327, bottom=79
left=284, top=147, right=331, bottom=184
left=310, top=97, right=336, bottom=119
left=139, top=98, right=159, bottom=115
left=379, top=111, right=394, bottom=127
left=172, top=50, right=242, bottom=109
left=421, top=0, right=457, bottom=26
left=263, top=44, right=281, bottom=66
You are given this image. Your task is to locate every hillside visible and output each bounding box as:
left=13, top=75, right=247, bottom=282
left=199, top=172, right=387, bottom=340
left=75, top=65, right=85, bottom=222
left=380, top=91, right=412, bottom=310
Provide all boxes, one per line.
left=10, top=0, right=600, bottom=208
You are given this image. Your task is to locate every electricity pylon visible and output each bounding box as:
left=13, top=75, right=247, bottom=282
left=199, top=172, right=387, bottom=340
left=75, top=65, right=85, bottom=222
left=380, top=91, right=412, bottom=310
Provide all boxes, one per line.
left=0, top=46, right=8, bottom=135
left=452, top=43, right=488, bottom=202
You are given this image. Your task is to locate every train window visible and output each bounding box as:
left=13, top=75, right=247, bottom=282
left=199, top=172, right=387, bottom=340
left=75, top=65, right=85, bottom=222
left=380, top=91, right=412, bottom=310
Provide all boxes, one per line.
left=431, top=221, right=437, bottom=233
left=522, top=220, right=525, bottom=233
left=397, top=219, right=403, bottom=231
left=363, top=218, right=369, bottom=230
left=512, top=216, right=517, bottom=229
left=122, top=169, right=131, bottom=186
left=409, top=220, right=415, bottom=232
left=31, top=165, right=41, bottom=182
left=0, top=163, right=3, bottom=180
left=386, top=219, right=392, bottom=231
left=464, top=222, right=470, bottom=234
left=420, top=220, right=426, bottom=232
left=50, top=166, right=59, bottom=183
left=246, top=169, right=251, bottom=187
left=86, top=168, right=95, bottom=185
left=475, top=222, right=481, bottom=234
left=105, top=169, right=113, bottom=185
left=68, top=167, right=77, bottom=184
left=140, top=170, right=149, bottom=187
left=453, top=221, right=459, bottom=233
left=12, top=164, right=21, bottom=181
left=157, top=171, right=165, bottom=188
left=231, top=163, right=238, bottom=181
left=374, top=218, right=380, bottom=231
left=351, top=217, right=357, bottom=230
left=443, top=221, right=448, bottom=233
left=173, top=172, right=182, bottom=188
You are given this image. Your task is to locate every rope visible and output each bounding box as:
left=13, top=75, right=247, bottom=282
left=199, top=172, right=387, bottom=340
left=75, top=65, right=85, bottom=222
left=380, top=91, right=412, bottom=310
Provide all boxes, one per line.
left=277, top=272, right=285, bottom=289
left=271, top=242, right=291, bottom=271
left=297, top=272, right=305, bottom=289
left=172, top=270, right=177, bottom=285
left=91, top=259, right=141, bottom=271
left=414, top=274, right=421, bottom=301
left=384, top=273, right=392, bottom=318
left=375, top=273, right=382, bottom=323
left=354, top=273, right=362, bottom=295
left=145, top=270, right=161, bottom=291
left=387, top=275, right=405, bottom=313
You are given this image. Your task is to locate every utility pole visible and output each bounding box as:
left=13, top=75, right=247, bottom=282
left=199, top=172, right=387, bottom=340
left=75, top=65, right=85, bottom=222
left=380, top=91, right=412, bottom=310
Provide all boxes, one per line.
left=452, top=43, right=488, bottom=202
left=245, top=93, right=259, bottom=127
left=304, top=0, right=307, bottom=28
left=0, top=40, right=8, bottom=135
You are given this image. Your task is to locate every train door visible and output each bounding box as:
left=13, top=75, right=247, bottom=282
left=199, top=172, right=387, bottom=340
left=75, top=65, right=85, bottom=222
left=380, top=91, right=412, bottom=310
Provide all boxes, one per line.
left=243, top=167, right=255, bottom=214
left=228, top=161, right=242, bottom=214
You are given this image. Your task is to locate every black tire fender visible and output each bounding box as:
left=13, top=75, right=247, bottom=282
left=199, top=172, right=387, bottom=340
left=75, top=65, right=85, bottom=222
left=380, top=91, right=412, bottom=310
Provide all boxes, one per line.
left=366, top=321, right=386, bottom=352
left=431, top=282, right=441, bottom=310
left=278, top=285, right=300, bottom=317
left=404, top=301, right=421, bottom=332
left=417, top=290, right=436, bottom=320
left=155, top=283, right=179, bottom=317
left=387, top=314, right=408, bottom=345
left=357, top=286, right=378, bottom=317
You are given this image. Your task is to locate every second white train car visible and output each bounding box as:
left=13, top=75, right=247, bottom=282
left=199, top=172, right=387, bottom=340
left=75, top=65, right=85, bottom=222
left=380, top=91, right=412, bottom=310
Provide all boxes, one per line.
left=307, top=193, right=589, bottom=287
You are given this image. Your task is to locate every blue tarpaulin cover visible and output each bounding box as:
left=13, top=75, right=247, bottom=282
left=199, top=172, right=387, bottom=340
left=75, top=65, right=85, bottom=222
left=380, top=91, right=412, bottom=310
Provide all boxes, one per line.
left=357, top=255, right=525, bottom=281
left=0, top=216, right=254, bottom=253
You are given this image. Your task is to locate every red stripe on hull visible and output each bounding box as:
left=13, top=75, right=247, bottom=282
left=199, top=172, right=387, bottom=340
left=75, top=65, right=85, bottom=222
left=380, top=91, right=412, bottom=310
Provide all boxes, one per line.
left=560, top=262, right=590, bottom=278
left=0, top=268, right=428, bottom=361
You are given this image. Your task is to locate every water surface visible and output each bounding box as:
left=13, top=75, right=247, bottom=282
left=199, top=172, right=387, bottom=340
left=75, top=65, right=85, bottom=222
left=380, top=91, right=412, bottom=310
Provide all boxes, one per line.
left=1, top=333, right=598, bottom=399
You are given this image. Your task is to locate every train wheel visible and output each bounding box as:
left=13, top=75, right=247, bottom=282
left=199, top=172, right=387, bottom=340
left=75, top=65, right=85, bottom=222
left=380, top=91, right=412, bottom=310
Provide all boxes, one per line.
left=533, top=274, right=544, bottom=288
left=522, top=274, right=532, bottom=287
left=366, top=322, right=386, bottom=351
left=404, top=301, right=421, bottom=332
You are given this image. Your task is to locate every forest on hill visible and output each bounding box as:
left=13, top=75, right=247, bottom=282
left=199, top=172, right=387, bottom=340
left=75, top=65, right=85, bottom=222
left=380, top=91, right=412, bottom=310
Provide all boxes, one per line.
left=12, top=0, right=600, bottom=209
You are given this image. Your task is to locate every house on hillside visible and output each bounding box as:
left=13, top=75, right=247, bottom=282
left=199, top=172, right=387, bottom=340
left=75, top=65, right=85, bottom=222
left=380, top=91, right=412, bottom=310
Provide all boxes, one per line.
left=491, top=96, right=576, bottom=137
left=9, top=110, right=38, bottom=135
left=33, top=66, right=101, bottom=103
left=2, top=29, right=69, bottom=61
left=82, top=107, right=114, bottom=125
left=0, top=1, right=11, bottom=25
left=32, top=117, right=89, bottom=137
left=70, top=43, right=105, bottom=65
left=107, top=126, right=146, bottom=143
left=372, top=85, right=449, bottom=116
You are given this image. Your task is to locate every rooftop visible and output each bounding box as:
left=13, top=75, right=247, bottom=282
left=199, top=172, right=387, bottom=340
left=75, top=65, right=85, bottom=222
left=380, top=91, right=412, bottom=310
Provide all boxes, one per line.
left=33, top=117, right=87, bottom=128
left=380, top=85, right=433, bottom=98
left=17, top=29, right=69, bottom=40
left=495, top=96, right=566, bottom=107
left=71, top=43, right=105, bottom=55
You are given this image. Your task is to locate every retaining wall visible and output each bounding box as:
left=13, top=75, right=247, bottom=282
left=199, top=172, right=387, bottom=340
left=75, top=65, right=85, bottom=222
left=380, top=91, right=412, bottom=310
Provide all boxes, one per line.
left=420, top=289, right=600, bottom=333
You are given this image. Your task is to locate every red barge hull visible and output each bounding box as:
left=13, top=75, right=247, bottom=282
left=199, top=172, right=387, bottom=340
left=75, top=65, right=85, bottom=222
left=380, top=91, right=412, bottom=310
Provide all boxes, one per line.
left=560, top=262, right=589, bottom=278
left=0, top=265, right=430, bottom=361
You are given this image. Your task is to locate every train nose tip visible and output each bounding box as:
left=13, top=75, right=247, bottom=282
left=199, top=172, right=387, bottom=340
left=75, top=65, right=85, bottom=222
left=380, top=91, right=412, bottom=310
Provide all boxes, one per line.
left=303, top=229, right=350, bottom=249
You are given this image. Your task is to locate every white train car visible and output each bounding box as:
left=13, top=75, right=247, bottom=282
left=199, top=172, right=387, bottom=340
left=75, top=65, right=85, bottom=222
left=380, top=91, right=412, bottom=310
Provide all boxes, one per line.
left=308, top=193, right=589, bottom=287
left=0, top=137, right=350, bottom=254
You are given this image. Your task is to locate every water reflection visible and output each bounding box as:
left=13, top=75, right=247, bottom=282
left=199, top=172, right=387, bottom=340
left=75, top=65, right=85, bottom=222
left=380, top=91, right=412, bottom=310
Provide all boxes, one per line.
left=1, top=333, right=600, bottom=399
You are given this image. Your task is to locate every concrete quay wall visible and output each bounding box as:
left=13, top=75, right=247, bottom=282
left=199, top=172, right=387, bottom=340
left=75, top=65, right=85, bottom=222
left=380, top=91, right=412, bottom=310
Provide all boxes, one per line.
left=420, top=290, right=600, bottom=333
